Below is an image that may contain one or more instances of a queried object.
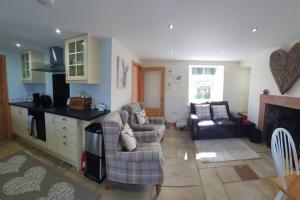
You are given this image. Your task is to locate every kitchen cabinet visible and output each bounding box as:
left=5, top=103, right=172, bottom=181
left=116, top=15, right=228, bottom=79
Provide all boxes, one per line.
left=21, top=50, right=45, bottom=83
left=65, top=34, right=100, bottom=84
left=10, top=105, right=28, bottom=138
left=45, top=113, right=79, bottom=166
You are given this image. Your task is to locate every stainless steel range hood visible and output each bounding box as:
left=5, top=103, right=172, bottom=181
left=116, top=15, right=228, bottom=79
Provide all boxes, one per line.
left=33, top=47, right=65, bottom=73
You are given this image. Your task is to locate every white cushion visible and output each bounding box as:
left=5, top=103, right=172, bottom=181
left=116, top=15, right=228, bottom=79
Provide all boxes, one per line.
left=120, top=123, right=137, bottom=151
left=135, top=109, right=149, bottom=124
left=195, top=104, right=211, bottom=120
left=211, top=105, right=229, bottom=120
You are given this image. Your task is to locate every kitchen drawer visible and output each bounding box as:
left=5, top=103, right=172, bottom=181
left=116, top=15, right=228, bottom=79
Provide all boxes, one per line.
left=58, top=141, right=77, bottom=162
left=57, top=132, right=77, bottom=145
left=54, top=115, right=77, bottom=127
left=55, top=123, right=77, bottom=136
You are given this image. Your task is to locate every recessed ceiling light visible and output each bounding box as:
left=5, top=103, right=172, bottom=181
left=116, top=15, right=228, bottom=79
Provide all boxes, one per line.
left=251, top=28, right=258, bottom=32
left=55, top=28, right=61, bottom=34
left=38, top=0, right=55, bottom=7
left=220, top=50, right=225, bottom=54
left=16, top=43, right=21, bottom=47
left=169, top=24, right=174, bottom=30
left=170, top=49, right=174, bottom=53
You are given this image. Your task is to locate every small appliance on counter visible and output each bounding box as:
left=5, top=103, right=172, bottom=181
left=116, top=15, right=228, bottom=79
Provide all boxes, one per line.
left=32, top=93, right=41, bottom=107
left=40, top=95, right=52, bottom=108
left=84, top=122, right=106, bottom=183
left=69, top=97, right=92, bottom=110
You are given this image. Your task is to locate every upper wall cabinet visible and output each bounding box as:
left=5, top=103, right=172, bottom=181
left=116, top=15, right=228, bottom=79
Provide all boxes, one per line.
left=65, top=34, right=100, bottom=84
left=21, top=50, right=45, bottom=83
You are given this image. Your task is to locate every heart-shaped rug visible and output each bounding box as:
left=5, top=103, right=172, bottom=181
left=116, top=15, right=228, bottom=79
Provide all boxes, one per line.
left=0, top=155, right=27, bottom=175
left=3, top=166, right=46, bottom=196
left=38, top=182, right=75, bottom=200
left=270, top=42, right=300, bottom=94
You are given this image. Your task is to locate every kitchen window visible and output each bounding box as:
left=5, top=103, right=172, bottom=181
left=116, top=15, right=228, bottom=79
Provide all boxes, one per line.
left=189, top=65, right=224, bottom=103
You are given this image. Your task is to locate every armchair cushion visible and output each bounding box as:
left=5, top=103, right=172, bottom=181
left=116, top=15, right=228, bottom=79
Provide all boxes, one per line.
left=148, top=117, right=165, bottom=125
left=134, top=130, right=157, bottom=143
left=120, top=123, right=137, bottom=151
left=135, top=109, right=149, bottom=124
left=116, top=142, right=163, bottom=162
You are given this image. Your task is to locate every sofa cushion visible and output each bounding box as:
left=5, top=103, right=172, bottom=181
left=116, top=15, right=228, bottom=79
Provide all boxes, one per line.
left=137, top=142, right=162, bottom=152
left=190, top=102, right=209, bottom=114
left=211, top=105, right=229, bottom=120
left=198, top=120, right=215, bottom=127
left=195, top=104, right=211, bottom=120
left=215, top=119, right=235, bottom=125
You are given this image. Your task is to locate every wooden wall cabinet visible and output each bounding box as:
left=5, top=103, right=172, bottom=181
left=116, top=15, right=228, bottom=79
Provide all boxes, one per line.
left=21, top=50, right=45, bottom=83
left=65, top=34, right=100, bottom=84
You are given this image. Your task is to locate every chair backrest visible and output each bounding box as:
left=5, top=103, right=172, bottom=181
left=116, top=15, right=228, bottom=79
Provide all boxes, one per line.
left=102, top=111, right=128, bottom=157
left=271, top=128, right=300, bottom=189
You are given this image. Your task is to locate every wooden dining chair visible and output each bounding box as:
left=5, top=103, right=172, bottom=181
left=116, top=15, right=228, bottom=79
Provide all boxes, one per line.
left=271, top=128, right=300, bottom=200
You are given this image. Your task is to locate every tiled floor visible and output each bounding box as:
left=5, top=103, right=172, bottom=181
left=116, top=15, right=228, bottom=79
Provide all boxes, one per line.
left=0, top=129, right=279, bottom=200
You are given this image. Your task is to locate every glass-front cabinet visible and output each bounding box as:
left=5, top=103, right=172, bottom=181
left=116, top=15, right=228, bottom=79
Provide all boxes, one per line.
left=65, top=34, right=100, bottom=84
left=21, top=50, right=45, bottom=84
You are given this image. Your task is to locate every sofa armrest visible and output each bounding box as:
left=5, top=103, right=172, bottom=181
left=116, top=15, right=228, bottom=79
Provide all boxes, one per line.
left=134, top=131, right=157, bottom=143
left=116, top=150, right=163, bottom=162
left=229, top=112, right=243, bottom=125
left=148, top=117, right=165, bottom=125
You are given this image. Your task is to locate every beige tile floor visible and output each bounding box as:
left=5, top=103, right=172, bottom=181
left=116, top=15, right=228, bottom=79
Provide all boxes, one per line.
left=0, top=128, right=279, bottom=200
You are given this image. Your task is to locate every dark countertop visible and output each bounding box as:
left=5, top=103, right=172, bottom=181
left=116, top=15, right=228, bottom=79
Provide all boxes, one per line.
left=9, top=101, right=110, bottom=121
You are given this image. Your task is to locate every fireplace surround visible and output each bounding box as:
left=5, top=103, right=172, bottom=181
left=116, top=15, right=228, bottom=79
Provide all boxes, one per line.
left=258, top=95, right=300, bottom=141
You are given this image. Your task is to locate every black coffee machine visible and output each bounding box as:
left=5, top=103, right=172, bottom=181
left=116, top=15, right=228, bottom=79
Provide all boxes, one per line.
left=32, top=93, right=40, bottom=107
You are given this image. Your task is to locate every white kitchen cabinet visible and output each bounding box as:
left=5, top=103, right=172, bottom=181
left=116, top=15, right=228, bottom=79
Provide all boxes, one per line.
left=21, top=50, right=45, bottom=83
left=10, top=105, right=29, bottom=138
left=65, top=34, right=100, bottom=84
left=45, top=113, right=79, bottom=166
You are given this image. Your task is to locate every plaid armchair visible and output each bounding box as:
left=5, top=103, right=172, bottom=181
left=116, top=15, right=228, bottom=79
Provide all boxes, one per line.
left=102, top=111, right=164, bottom=193
left=122, top=102, right=165, bottom=142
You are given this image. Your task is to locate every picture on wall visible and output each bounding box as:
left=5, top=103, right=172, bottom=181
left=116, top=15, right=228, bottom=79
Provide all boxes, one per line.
left=173, top=74, right=184, bottom=83
left=117, top=56, right=129, bottom=88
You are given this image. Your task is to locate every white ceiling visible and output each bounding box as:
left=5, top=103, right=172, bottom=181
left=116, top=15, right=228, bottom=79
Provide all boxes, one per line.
left=1, top=0, right=300, bottom=61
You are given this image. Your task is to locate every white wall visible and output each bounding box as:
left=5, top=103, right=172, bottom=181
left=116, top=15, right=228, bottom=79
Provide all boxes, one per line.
left=110, top=39, right=139, bottom=111
left=141, top=59, right=250, bottom=122
left=241, top=45, right=300, bottom=124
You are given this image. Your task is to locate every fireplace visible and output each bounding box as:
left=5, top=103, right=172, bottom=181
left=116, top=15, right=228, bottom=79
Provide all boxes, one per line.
left=258, top=95, right=300, bottom=151
left=265, top=104, right=300, bottom=149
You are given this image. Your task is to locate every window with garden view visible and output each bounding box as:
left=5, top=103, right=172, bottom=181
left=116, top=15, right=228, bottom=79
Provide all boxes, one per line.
left=189, top=65, right=224, bottom=103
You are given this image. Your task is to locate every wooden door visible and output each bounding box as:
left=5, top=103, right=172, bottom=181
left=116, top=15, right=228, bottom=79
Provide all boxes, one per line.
left=140, top=67, right=165, bottom=117
left=0, top=55, right=12, bottom=140
left=132, top=61, right=141, bottom=103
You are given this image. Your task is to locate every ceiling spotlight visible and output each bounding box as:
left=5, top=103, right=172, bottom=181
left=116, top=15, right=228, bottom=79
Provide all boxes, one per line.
left=220, top=50, right=225, bottom=54
left=170, top=49, right=174, bottom=53
left=16, top=43, right=21, bottom=47
left=55, top=28, right=61, bottom=34
left=251, top=28, right=258, bottom=32
left=169, top=24, right=174, bottom=30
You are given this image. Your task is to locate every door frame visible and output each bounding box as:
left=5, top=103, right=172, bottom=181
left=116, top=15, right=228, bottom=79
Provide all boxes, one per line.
left=140, top=67, right=165, bottom=117
left=0, top=55, right=12, bottom=140
left=132, top=61, right=142, bottom=103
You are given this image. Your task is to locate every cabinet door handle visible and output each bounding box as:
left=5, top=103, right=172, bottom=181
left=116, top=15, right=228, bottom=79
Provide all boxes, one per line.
left=63, top=135, right=67, bottom=138
left=62, top=127, right=67, bottom=131
left=62, top=118, right=67, bottom=122
left=63, top=142, right=66, bottom=145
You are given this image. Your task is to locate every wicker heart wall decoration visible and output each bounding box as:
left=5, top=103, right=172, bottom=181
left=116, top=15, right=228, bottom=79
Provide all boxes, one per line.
left=269, top=42, right=300, bottom=94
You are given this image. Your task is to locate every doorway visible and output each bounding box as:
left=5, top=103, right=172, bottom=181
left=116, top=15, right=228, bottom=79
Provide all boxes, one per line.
left=0, top=55, right=11, bottom=140
left=140, top=67, right=165, bottom=117
left=132, top=61, right=141, bottom=103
